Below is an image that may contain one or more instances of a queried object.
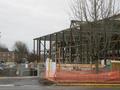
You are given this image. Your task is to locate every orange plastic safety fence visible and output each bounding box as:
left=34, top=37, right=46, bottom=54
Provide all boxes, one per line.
left=53, top=70, right=120, bottom=83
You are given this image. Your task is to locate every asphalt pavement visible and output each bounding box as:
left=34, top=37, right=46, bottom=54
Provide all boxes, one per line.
left=0, top=85, right=120, bottom=90
left=0, top=77, right=120, bottom=90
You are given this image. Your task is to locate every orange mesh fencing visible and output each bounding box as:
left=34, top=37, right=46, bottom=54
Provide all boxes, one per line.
left=45, top=64, right=120, bottom=84
left=53, top=64, right=120, bottom=83
left=53, top=70, right=120, bottom=83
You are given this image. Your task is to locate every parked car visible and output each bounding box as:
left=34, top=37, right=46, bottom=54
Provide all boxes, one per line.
left=5, top=62, right=17, bottom=68
left=0, top=63, right=6, bottom=70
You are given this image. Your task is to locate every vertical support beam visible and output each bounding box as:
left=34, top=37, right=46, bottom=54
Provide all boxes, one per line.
left=62, top=31, right=65, bottom=63
left=44, top=37, right=46, bottom=62
left=37, top=39, right=39, bottom=62
left=79, top=25, right=83, bottom=64
left=33, top=39, right=35, bottom=55
left=39, top=38, right=41, bottom=62
left=56, top=33, right=58, bottom=63
left=70, top=27, right=73, bottom=63
left=49, top=35, right=52, bottom=59
left=87, top=43, right=89, bottom=64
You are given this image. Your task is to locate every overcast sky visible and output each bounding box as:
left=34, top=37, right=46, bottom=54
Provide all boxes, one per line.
left=0, top=0, right=70, bottom=51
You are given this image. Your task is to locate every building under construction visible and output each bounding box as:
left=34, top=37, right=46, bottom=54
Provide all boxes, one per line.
left=34, top=14, right=120, bottom=64
left=34, top=14, right=120, bottom=83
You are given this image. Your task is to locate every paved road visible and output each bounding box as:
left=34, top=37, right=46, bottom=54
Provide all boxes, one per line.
left=0, top=77, right=39, bottom=86
left=0, top=77, right=120, bottom=90
left=0, top=85, right=120, bottom=90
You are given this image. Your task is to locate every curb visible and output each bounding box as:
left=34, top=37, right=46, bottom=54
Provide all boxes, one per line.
left=39, top=78, right=56, bottom=85
left=45, top=78, right=120, bottom=87
left=56, top=83, right=120, bottom=87
left=0, top=76, right=39, bottom=80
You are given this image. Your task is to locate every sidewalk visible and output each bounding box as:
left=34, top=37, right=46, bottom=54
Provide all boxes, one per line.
left=0, top=76, right=39, bottom=80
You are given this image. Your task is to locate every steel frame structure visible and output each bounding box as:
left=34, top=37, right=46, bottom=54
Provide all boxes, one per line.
left=33, top=19, right=120, bottom=64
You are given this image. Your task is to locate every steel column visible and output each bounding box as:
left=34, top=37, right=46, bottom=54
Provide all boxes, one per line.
left=55, top=33, right=58, bottom=63
left=37, top=39, right=39, bottom=62
left=62, top=31, right=65, bottom=63
left=49, top=35, right=52, bottom=59
left=39, top=38, right=41, bottom=62
left=33, top=39, right=35, bottom=55
left=44, top=37, right=46, bottom=62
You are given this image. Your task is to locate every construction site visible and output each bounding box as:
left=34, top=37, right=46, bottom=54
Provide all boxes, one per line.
left=34, top=14, right=120, bottom=84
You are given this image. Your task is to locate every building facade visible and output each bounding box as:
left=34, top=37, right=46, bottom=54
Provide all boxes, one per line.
left=0, top=51, right=16, bottom=62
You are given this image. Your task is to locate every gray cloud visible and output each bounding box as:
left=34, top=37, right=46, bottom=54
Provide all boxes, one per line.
left=0, top=0, right=70, bottom=51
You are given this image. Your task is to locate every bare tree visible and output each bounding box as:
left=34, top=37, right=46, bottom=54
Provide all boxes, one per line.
left=70, top=0, right=119, bottom=21
left=13, top=41, right=29, bottom=63
left=28, top=52, right=38, bottom=62
left=69, top=0, right=120, bottom=73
